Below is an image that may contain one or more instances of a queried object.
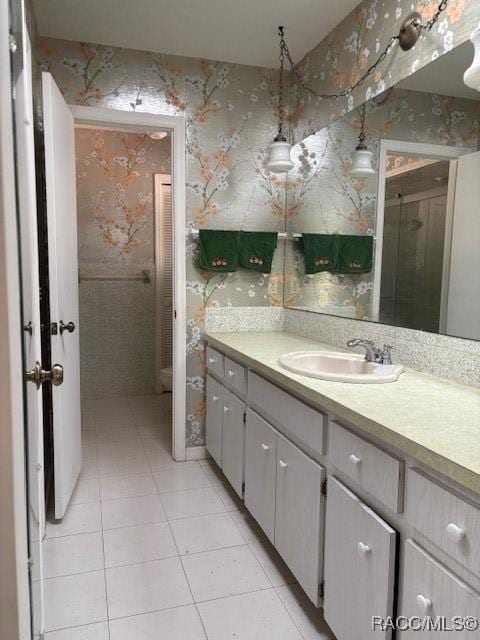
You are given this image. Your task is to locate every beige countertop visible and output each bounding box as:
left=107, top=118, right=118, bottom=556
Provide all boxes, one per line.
left=206, top=331, right=480, bottom=495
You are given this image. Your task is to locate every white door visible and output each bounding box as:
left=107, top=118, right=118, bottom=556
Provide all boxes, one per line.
left=11, top=13, right=46, bottom=638
left=446, top=150, right=480, bottom=340
left=42, top=72, right=82, bottom=519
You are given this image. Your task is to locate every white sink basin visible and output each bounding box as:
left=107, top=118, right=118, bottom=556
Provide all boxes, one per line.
left=279, top=351, right=404, bottom=384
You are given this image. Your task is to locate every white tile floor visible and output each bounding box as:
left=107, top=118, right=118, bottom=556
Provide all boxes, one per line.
left=44, top=394, right=334, bottom=639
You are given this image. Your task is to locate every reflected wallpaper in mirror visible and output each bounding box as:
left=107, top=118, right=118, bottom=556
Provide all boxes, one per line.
left=284, top=42, right=480, bottom=342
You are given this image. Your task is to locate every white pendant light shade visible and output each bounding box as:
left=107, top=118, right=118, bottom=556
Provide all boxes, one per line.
left=464, top=27, right=480, bottom=91
left=267, top=139, right=294, bottom=173
left=349, top=147, right=375, bottom=178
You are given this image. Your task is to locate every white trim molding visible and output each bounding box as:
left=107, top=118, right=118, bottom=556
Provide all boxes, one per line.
left=186, top=446, right=209, bottom=461
left=373, top=139, right=470, bottom=321
left=71, top=106, right=187, bottom=461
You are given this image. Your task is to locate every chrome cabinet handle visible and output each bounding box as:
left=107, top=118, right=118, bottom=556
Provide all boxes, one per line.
left=228, top=370, right=236, bottom=377
left=223, top=406, right=229, bottom=414
left=416, top=594, right=432, bottom=614
left=446, top=523, right=465, bottom=543
left=208, top=357, right=215, bottom=364
left=212, top=395, right=219, bottom=402
left=279, top=460, right=288, bottom=469
left=357, top=541, right=371, bottom=555
left=349, top=453, right=361, bottom=465
left=59, top=320, right=75, bottom=335
left=261, top=443, right=269, bottom=451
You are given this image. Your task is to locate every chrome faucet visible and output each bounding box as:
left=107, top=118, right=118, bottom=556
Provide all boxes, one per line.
left=347, top=339, right=393, bottom=365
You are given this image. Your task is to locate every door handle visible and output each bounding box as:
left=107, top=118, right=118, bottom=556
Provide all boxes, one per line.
left=59, top=320, right=75, bottom=335
left=25, top=361, right=64, bottom=389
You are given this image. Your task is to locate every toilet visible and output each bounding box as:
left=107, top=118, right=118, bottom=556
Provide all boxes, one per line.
left=159, top=366, right=172, bottom=391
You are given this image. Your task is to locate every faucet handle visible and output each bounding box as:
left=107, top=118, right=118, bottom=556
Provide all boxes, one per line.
left=379, top=344, right=394, bottom=365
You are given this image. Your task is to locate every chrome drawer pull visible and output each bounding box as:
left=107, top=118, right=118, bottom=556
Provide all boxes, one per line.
left=416, top=594, right=432, bottom=614
left=223, top=406, right=229, bottom=414
left=261, top=443, right=269, bottom=451
left=228, top=370, right=236, bottom=377
left=357, top=541, right=371, bottom=555
left=446, top=523, right=465, bottom=543
left=212, top=395, right=219, bottom=402
left=349, top=453, right=361, bottom=465
left=279, top=460, right=288, bottom=469
left=208, top=357, right=215, bottom=364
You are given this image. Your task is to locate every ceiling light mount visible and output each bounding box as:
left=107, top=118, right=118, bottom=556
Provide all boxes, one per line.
left=398, top=12, right=423, bottom=51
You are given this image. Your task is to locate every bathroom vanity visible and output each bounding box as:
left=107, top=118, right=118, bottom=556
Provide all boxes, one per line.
left=205, top=331, right=480, bottom=640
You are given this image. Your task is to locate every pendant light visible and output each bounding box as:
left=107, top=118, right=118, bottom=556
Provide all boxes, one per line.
left=267, top=27, right=294, bottom=174
left=349, top=105, right=375, bottom=179
left=464, top=27, right=480, bottom=91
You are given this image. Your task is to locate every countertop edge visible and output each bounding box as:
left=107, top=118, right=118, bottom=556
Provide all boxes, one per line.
left=205, top=332, right=480, bottom=495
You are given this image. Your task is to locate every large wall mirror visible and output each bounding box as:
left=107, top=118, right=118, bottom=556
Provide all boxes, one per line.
left=284, top=41, right=480, bottom=342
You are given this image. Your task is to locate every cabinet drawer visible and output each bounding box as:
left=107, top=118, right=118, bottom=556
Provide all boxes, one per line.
left=406, top=469, right=480, bottom=575
left=248, top=372, right=325, bottom=456
left=400, top=540, right=480, bottom=638
left=205, top=375, right=224, bottom=467
left=324, top=477, right=396, bottom=640
left=329, top=420, right=404, bottom=512
left=244, top=409, right=277, bottom=543
left=224, top=356, right=247, bottom=397
left=206, top=345, right=224, bottom=380
left=275, top=434, right=325, bottom=606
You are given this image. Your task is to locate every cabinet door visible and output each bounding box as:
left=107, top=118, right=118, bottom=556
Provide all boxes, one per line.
left=222, top=389, right=246, bottom=498
left=324, top=477, right=397, bottom=640
left=205, top=375, right=224, bottom=467
left=244, top=409, right=277, bottom=542
left=400, top=540, right=480, bottom=638
left=275, top=434, right=325, bottom=606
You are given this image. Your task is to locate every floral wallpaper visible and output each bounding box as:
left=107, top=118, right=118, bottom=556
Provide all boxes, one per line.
left=75, top=128, right=171, bottom=265
left=292, top=0, right=480, bottom=140
left=38, top=37, right=286, bottom=445
left=284, top=86, right=480, bottom=317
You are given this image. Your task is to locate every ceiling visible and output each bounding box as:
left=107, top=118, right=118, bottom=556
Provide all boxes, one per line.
left=32, top=0, right=360, bottom=68
left=399, top=41, right=479, bottom=101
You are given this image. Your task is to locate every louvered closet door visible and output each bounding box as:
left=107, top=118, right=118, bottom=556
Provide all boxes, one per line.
left=155, top=176, right=173, bottom=391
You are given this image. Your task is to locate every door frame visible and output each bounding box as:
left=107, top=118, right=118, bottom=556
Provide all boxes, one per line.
left=0, top=0, right=32, bottom=635
left=373, top=139, right=470, bottom=322
left=70, top=106, right=187, bottom=461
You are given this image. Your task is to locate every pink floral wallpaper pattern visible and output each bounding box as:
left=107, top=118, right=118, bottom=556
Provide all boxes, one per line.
left=38, top=38, right=286, bottom=445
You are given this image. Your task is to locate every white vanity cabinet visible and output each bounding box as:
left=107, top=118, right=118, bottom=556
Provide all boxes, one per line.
left=222, top=388, right=246, bottom=497
left=206, top=357, right=246, bottom=499
left=245, top=408, right=325, bottom=604
left=244, top=409, right=277, bottom=542
left=324, top=477, right=397, bottom=640
left=204, top=338, right=480, bottom=640
left=275, top=432, right=325, bottom=605
left=205, top=374, right=224, bottom=467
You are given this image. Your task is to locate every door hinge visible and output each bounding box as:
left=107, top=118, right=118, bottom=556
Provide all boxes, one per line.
left=319, top=581, right=325, bottom=599
left=321, top=478, right=327, bottom=496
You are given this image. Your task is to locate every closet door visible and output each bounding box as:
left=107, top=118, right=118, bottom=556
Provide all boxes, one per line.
left=222, top=389, right=245, bottom=498
left=244, top=409, right=277, bottom=542
left=205, top=375, right=224, bottom=467
left=324, top=477, right=397, bottom=640
left=275, top=434, right=325, bottom=606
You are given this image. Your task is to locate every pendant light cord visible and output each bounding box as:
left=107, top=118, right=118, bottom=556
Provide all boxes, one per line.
left=278, top=0, right=449, bottom=100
